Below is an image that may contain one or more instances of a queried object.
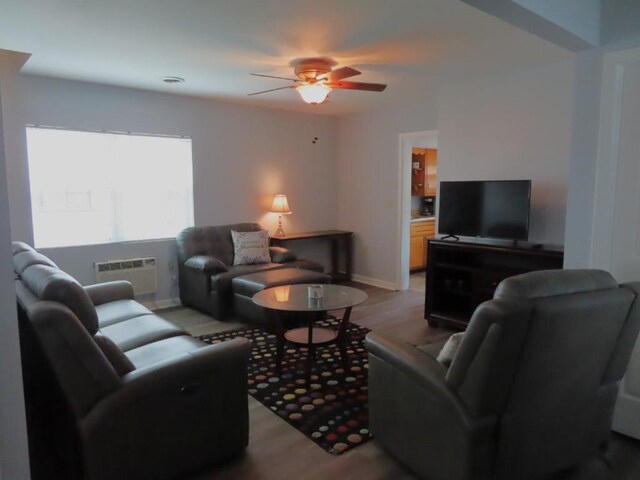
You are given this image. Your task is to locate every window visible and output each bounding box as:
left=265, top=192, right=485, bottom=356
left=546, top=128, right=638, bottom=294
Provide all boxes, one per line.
left=26, top=127, right=194, bottom=248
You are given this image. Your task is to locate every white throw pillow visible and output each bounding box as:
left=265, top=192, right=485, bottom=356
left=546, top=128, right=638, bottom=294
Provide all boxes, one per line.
left=437, top=332, right=465, bottom=367
left=231, top=230, right=271, bottom=265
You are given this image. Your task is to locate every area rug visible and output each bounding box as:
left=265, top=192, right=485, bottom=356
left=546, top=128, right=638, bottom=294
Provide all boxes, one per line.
left=197, top=318, right=372, bottom=455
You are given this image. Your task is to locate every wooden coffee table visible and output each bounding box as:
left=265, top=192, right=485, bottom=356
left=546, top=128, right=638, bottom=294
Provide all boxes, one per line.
left=252, top=284, right=367, bottom=377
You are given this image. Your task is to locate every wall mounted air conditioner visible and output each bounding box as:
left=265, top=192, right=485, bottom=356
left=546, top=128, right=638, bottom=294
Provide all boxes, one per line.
left=94, top=257, right=158, bottom=295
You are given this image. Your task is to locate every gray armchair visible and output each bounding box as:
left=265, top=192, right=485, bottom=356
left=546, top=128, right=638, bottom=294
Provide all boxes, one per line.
left=365, top=269, right=640, bottom=480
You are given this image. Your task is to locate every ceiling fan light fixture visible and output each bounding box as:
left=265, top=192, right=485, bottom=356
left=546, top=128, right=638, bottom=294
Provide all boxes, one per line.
left=296, top=83, right=331, bottom=104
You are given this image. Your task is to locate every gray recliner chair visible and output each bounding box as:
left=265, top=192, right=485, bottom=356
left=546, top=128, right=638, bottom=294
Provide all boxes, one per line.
left=365, top=269, right=640, bottom=480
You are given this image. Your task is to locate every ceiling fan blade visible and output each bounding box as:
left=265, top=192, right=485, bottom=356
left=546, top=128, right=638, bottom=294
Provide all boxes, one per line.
left=247, top=85, right=294, bottom=96
left=250, top=73, right=298, bottom=82
left=325, top=66, right=361, bottom=81
left=327, top=80, right=387, bottom=92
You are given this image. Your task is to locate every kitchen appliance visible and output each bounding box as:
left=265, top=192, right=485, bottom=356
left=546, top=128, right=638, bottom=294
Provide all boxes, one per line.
left=422, top=196, right=436, bottom=216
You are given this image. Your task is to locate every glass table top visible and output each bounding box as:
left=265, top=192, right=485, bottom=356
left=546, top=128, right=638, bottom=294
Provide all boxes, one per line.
left=252, top=284, right=368, bottom=312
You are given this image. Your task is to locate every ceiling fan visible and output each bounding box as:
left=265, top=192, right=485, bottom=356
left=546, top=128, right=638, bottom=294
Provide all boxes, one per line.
left=248, top=57, right=387, bottom=105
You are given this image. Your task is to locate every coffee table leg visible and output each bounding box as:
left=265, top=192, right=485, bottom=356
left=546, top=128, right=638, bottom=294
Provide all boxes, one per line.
left=270, top=309, right=286, bottom=373
left=337, top=307, right=352, bottom=373
left=305, top=313, right=318, bottom=381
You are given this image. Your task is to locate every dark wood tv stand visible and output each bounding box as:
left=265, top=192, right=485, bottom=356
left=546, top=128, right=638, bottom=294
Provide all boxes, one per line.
left=425, top=238, right=564, bottom=330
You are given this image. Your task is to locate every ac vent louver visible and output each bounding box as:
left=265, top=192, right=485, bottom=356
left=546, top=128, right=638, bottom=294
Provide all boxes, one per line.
left=94, top=257, right=158, bottom=295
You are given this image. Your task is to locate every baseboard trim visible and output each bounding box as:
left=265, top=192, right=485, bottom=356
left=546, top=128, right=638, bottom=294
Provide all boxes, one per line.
left=351, top=274, right=397, bottom=291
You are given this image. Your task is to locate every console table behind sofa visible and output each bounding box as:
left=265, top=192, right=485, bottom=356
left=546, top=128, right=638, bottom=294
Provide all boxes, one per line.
left=270, top=230, right=353, bottom=282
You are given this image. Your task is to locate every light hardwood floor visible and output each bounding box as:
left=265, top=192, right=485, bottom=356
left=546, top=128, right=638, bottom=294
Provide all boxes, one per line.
left=159, top=283, right=640, bottom=480
left=409, top=271, right=426, bottom=293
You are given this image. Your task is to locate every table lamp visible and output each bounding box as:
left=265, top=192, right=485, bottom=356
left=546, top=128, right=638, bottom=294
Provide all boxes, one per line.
left=270, top=194, right=291, bottom=238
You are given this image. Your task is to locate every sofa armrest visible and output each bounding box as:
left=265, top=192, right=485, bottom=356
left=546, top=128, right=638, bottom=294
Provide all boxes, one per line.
left=84, top=281, right=134, bottom=305
left=81, top=337, right=251, bottom=479
left=184, top=255, right=228, bottom=274
left=269, top=246, right=297, bottom=263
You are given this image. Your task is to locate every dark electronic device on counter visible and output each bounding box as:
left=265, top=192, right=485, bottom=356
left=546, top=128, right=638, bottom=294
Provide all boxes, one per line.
left=422, top=196, right=436, bottom=216
left=438, top=180, right=531, bottom=241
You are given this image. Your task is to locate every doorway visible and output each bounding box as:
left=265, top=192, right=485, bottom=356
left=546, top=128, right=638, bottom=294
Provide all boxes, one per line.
left=397, top=130, right=438, bottom=291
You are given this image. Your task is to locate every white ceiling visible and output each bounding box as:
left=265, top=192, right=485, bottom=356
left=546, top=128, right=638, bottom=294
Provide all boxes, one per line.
left=0, top=0, right=571, bottom=115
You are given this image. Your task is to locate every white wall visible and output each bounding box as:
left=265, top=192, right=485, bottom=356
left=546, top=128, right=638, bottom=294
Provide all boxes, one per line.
left=335, top=60, right=574, bottom=287
left=0, top=49, right=31, bottom=480
left=437, top=60, right=574, bottom=245
left=8, top=60, right=580, bottom=293
left=10, top=75, right=338, bottom=305
left=336, top=102, right=438, bottom=287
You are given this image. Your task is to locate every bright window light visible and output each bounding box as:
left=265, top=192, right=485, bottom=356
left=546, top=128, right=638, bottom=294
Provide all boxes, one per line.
left=26, top=127, right=194, bottom=248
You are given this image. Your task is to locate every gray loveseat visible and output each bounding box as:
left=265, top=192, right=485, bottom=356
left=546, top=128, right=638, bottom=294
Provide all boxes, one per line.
left=13, top=242, right=251, bottom=480
left=176, top=223, right=323, bottom=319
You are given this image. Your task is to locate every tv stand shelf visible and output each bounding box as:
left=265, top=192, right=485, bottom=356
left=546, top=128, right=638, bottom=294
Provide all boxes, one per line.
left=425, top=238, right=564, bottom=329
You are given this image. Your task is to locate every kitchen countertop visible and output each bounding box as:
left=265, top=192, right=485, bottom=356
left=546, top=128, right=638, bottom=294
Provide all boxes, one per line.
left=411, top=216, right=436, bottom=223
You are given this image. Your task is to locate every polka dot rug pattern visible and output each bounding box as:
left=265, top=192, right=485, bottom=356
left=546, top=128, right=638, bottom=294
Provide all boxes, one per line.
left=198, top=318, right=372, bottom=455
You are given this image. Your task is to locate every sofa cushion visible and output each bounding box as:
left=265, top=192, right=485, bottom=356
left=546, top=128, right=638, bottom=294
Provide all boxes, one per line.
left=416, top=341, right=446, bottom=358
left=94, top=333, right=136, bottom=375
left=100, top=314, right=186, bottom=351
left=12, top=241, right=35, bottom=255
left=125, top=335, right=207, bottom=369
left=232, top=267, right=331, bottom=298
left=211, top=260, right=326, bottom=296
left=13, top=251, right=59, bottom=275
left=96, top=299, right=154, bottom=327
left=21, top=264, right=99, bottom=334
left=210, top=263, right=296, bottom=294
left=269, top=246, right=297, bottom=263
left=185, top=255, right=228, bottom=274
left=231, top=230, right=270, bottom=266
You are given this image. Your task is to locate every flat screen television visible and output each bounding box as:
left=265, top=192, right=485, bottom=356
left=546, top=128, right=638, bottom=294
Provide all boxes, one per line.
left=438, top=180, right=531, bottom=240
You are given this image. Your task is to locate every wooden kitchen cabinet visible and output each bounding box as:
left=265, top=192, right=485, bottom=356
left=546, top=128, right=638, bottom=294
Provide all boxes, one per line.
left=410, top=219, right=435, bottom=271
left=425, top=149, right=438, bottom=196
left=412, top=148, right=438, bottom=196
left=410, top=235, right=425, bottom=269
left=411, top=152, right=426, bottom=195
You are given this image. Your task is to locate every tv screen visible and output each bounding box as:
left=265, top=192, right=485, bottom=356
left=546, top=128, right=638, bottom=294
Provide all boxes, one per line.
left=438, top=180, right=531, bottom=240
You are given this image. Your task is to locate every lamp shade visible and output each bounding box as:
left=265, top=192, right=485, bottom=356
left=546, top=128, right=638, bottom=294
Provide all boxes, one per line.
left=270, top=194, right=291, bottom=214
left=296, top=83, right=331, bottom=104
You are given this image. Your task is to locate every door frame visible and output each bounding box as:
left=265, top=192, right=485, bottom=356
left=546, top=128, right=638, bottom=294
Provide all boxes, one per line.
left=589, top=53, right=623, bottom=271
left=397, top=130, right=438, bottom=290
